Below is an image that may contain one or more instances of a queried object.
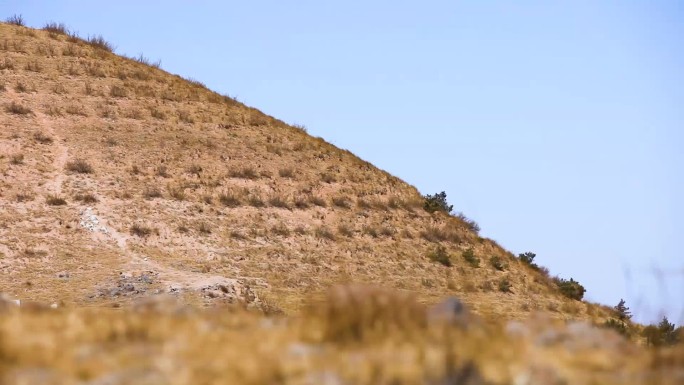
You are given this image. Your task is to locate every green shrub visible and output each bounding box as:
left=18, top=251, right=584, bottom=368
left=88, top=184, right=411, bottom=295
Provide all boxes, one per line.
left=489, top=255, right=507, bottom=271
left=498, top=278, right=512, bottom=293
left=423, top=191, right=453, bottom=214
left=554, top=277, right=585, bottom=301
left=427, top=245, right=452, bottom=267
left=643, top=317, right=679, bottom=347
left=603, top=319, right=629, bottom=337
left=518, top=252, right=536, bottom=265
left=462, top=248, right=479, bottom=268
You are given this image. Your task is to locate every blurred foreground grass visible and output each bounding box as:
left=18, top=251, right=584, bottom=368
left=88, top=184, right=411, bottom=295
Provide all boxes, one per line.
left=1, top=286, right=682, bottom=385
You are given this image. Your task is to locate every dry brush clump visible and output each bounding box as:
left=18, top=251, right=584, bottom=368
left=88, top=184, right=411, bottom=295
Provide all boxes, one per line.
left=65, top=159, right=94, bottom=174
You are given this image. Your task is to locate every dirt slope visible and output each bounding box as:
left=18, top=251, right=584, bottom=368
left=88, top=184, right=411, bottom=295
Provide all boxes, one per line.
left=0, top=22, right=611, bottom=321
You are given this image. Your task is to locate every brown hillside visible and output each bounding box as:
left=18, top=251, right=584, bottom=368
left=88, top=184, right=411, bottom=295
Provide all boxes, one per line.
left=0, top=22, right=609, bottom=321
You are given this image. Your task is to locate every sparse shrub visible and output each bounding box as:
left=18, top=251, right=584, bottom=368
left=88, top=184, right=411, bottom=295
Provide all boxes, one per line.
left=0, top=58, right=14, bottom=70
left=519, top=252, right=536, bottom=265
left=603, top=319, right=629, bottom=337
left=423, top=191, right=453, bottom=214
left=427, top=245, right=452, bottom=267
left=32, top=132, right=52, bottom=144
left=0, top=82, right=5, bottom=92
left=456, top=212, right=480, bottom=234
left=130, top=224, right=154, bottom=237
left=46, top=195, right=67, bottom=206
left=65, top=159, right=93, bottom=174
left=74, top=193, right=98, bottom=203
left=268, top=195, right=290, bottom=209
left=356, top=199, right=372, bottom=210
left=219, top=191, right=242, bottom=207
left=293, top=196, right=310, bottom=209
left=498, top=278, right=512, bottom=293
left=278, top=167, right=294, bottom=178
left=363, top=226, right=379, bottom=238
left=178, top=111, right=194, bottom=123
left=43, top=22, right=69, bottom=35
left=168, top=187, right=186, bottom=201
left=315, top=226, right=336, bottom=241
left=16, top=193, right=33, bottom=202
left=337, top=224, right=354, bottom=237
left=143, top=186, right=162, bottom=199
left=462, top=248, right=480, bottom=268
left=554, top=277, right=585, bottom=301
left=489, top=255, right=507, bottom=271
left=6, top=102, right=32, bottom=115
left=65, top=105, right=87, bottom=116
left=150, top=107, right=165, bottom=120
left=310, top=196, right=327, bottom=207
left=379, top=226, right=395, bottom=237
left=271, top=223, right=290, bottom=237
left=14, top=82, right=30, bottom=93
left=24, top=60, right=42, bottom=72
left=10, top=153, right=24, bottom=165
left=186, top=164, right=202, bottom=176
left=332, top=196, right=352, bottom=209
left=198, top=222, right=211, bottom=234
left=86, top=35, right=114, bottom=52
left=420, top=226, right=460, bottom=244
left=109, top=85, right=127, bottom=98
left=245, top=191, right=264, bottom=207
left=229, top=166, right=258, bottom=180
left=6, top=14, right=24, bottom=26
left=230, top=230, right=246, bottom=240
left=321, top=172, right=337, bottom=184
left=155, top=165, right=170, bottom=178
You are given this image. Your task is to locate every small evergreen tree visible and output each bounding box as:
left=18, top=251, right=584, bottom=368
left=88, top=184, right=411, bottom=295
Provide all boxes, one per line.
left=614, top=299, right=632, bottom=322
left=518, top=252, right=536, bottom=265
left=658, top=316, right=677, bottom=345
left=423, top=191, right=453, bottom=214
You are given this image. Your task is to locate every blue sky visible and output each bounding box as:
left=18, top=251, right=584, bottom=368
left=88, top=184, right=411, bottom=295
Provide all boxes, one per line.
left=2, top=1, right=682, bottom=324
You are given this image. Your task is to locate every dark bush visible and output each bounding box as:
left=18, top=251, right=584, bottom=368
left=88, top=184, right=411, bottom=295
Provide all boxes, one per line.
left=498, top=278, right=512, bottom=293
left=65, top=159, right=94, bottom=174
left=462, top=248, right=480, bottom=268
left=489, top=255, right=507, bottom=271
left=427, top=245, right=452, bottom=267
left=423, top=191, right=453, bottom=214
left=603, top=319, right=629, bottom=337
left=6, top=14, right=24, bottom=26
left=554, top=277, right=585, bottom=301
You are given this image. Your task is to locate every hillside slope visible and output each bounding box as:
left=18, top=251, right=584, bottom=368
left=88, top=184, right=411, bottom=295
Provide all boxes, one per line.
left=0, top=22, right=609, bottom=321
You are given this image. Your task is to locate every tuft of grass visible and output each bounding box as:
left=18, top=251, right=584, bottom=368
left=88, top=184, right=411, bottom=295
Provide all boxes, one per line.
left=186, top=164, right=202, bottom=176
left=247, top=193, right=265, bottom=208
left=15, top=193, right=34, bottom=202
left=6, top=102, right=32, bottom=115
left=168, top=187, right=186, bottom=201
left=278, top=167, right=295, bottom=178
left=43, top=22, right=69, bottom=35
left=219, top=190, right=243, bottom=207
left=420, top=226, right=460, bottom=244
left=155, top=165, right=170, bottom=178
left=489, top=255, right=507, bottom=271
left=270, top=223, right=290, bottom=237
left=33, top=132, right=53, bottom=144
left=10, top=153, right=24, bottom=165
left=86, top=35, right=114, bottom=52
left=229, top=167, right=258, bottom=180
left=130, top=224, right=154, bottom=238
left=268, top=195, right=290, bottom=209
left=24, top=60, right=42, bottom=72
left=337, top=224, right=354, bottom=238
left=462, top=248, right=480, bottom=268
left=427, top=245, right=452, bottom=267
left=109, top=85, right=127, bottom=98
left=6, top=14, right=24, bottom=26
left=198, top=222, right=212, bottom=235
left=498, top=278, right=512, bottom=293
left=321, top=172, right=337, bottom=184
left=46, top=195, right=67, bottom=206
left=143, top=187, right=162, bottom=199
left=74, top=193, right=98, bottom=204
left=332, top=196, right=352, bottom=209
left=310, top=196, right=327, bottom=207
left=65, top=159, right=94, bottom=174
left=315, top=226, right=336, bottom=241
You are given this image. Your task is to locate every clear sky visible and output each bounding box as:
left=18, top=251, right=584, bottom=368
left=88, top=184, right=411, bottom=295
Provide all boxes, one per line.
left=2, top=1, right=682, bottom=324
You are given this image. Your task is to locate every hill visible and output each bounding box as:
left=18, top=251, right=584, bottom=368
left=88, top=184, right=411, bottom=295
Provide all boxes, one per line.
left=0, top=21, right=609, bottom=319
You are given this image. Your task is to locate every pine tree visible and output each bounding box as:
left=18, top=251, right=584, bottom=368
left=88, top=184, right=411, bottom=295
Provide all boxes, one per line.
left=614, top=299, right=631, bottom=322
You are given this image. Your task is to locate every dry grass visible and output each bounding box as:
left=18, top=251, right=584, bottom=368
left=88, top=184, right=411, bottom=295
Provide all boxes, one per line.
left=45, top=195, right=67, bottom=206
left=5, top=101, right=32, bottom=115
left=65, top=159, right=94, bottom=174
